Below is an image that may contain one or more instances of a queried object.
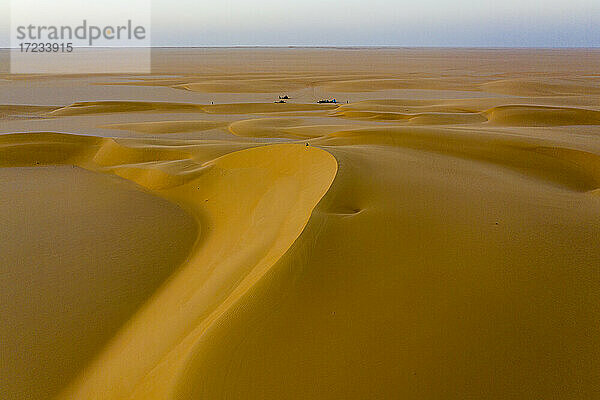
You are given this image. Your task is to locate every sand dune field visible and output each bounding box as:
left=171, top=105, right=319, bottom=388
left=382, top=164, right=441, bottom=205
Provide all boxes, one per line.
left=1, top=48, right=600, bottom=399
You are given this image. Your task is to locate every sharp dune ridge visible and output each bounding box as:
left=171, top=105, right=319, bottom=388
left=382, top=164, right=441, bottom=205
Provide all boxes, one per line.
left=1, top=48, right=600, bottom=399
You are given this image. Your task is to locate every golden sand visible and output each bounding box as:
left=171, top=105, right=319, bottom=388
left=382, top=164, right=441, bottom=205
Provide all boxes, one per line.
left=1, top=48, right=599, bottom=399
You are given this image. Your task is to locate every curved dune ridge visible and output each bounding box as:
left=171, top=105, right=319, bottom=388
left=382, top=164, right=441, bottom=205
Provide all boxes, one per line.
left=2, top=49, right=600, bottom=400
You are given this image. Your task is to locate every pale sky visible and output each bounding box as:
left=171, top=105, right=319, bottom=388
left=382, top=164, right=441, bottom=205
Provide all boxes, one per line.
left=1, top=0, right=599, bottom=47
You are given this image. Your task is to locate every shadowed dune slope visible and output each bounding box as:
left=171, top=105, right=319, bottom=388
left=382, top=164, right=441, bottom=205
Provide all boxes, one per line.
left=0, top=165, right=198, bottom=400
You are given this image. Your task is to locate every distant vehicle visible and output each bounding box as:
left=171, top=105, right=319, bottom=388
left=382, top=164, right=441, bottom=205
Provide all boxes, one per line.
left=274, top=100, right=286, bottom=103
left=279, top=95, right=290, bottom=99
left=317, top=99, right=337, bottom=104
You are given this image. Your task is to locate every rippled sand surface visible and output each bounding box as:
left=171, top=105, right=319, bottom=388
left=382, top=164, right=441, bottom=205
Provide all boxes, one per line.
left=1, top=48, right=600, bottom=399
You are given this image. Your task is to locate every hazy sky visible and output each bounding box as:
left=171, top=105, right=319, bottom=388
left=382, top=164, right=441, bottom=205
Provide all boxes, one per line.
left=1, top=0, right=599, bottom=47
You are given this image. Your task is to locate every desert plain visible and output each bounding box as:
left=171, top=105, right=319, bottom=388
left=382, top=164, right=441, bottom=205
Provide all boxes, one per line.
left=1, top=48, right=600, bottom=399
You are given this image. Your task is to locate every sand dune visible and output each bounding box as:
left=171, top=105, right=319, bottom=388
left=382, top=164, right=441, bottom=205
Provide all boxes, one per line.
left=103, top=120, right=227, bottom=134
left=323, top=78, right=479, bottom=92
left=49, top=101, right=206, bottom=116
left=0, top=132, right=101, bottom=166
left=229, top=117, right=353, bottom=139
left=484, top=105, right=600, bottom=126
left=2, top=48, right=600, bottom=400
left=175, top=143, right=600, bottom=399
left=332, top=97, right=600, bottom=114
left=481, top=78, right=600, bottom=96
left=175, top=78, right=309, bottom=93
left=333, top=101, right=600, bottom=126
left=201, top=102, right=337, bottom=114
left=334, top=108, right=600, bottom=126
left=333, top=108, right=487, bottom=124
left=48, top=100, right=337, bottom=117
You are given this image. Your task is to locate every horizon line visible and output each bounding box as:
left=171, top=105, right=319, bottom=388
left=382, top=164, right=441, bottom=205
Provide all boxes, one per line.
left=1, top=45, right=600, bottom=50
